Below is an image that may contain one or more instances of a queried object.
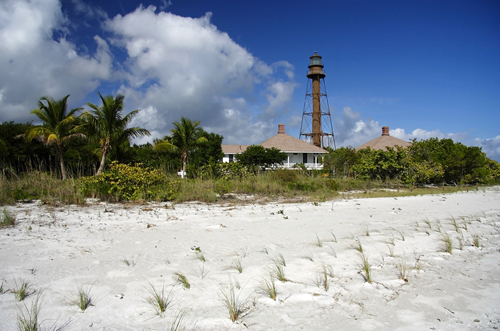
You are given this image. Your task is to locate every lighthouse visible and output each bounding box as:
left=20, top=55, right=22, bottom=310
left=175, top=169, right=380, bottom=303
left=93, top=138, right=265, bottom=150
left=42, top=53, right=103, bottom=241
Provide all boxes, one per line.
left=299, top=52, right=335, bottom=149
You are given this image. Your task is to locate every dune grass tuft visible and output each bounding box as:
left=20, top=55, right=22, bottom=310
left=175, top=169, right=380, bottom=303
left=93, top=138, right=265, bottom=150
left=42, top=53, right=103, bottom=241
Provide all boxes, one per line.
left=17, top=292, right=42, bottom=331
left=146, top=282, right=174, bottom=316
left=386, top=244, right=395, bottom=257
left=1, top=208, right=16, bottom=228
left=353, top=238, right=363, bottom=253
left=273, top=253, right=286, bottom=267
left=360, top=253, right=372, bottom=283
left=315, top=234, right=323, bottom=247
left=315, top=265, right=331, bottom=291
left=471, top=233, right=480, bottom=248
left=13, top=279, right=34, bottom=301
left=442, top=233, right=453, bottom=254
left=72, top=285, right=94, bottom=312
left=260, top=274, right=277, bottom=301
left=392, top=228, right=405, bottom=241
left=397, top=255, right=409, bottom=281
left=175, top=273, right=190, bottom=289
left=231, top=256, right=243, bottom=274
left=330, top=232, right=338, bottom=243
left=424, top=218, right=432, bottom=229
left=450, top=215, right=460, bottom=233
left=272, top=263, right=288, bottom=282
left=167, top=309, right=188, bottom=331
left=217, top=281, right=250, bottom=322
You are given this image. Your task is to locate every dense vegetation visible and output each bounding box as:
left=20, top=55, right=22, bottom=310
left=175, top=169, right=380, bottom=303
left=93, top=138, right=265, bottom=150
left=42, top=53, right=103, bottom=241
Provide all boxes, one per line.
left=324, top=140, right=500, bottom=186
left=1, top=93, right=499, bottom=205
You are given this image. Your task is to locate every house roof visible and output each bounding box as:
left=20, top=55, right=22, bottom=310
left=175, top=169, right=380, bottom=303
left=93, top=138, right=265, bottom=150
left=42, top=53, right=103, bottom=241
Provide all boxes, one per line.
left=355, top=126, right=412, bottom=151
left=260, top=123, right=326, bottom=153
left=222, top=124, right=327, bottom=154
left=222, top=145, right=250, bottom=154
left=260, top=133, right=327, bottom=153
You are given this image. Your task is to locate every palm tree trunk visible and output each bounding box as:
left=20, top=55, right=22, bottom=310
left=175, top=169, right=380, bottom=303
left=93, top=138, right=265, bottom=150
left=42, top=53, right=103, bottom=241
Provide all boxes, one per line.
left=96, top=144, right=108, bottom=176
left=180, top=152, right=187, bottom=179
left=56, top=144, right=67, bottom=180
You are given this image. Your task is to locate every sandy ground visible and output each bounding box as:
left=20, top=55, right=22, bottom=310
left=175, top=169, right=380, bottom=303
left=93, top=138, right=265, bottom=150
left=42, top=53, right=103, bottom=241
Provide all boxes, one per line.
left=1, top=188, right=499, bottom=330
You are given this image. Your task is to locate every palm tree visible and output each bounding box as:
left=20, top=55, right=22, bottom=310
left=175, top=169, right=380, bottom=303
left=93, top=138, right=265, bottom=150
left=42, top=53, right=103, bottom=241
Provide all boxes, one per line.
left=154, top=117, right=207, bottom=178
left=25, top=95, right=83, bottom=180
left=82, top=93, right=150, bottom=175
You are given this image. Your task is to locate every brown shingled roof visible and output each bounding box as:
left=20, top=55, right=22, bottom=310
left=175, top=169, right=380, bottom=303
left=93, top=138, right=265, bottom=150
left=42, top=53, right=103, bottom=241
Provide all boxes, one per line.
left=222, top=124, right=327, bottom=154
left=355, top=126, right=412, bottom=151
left=260, top=124, right=327, bottom=153
left=222, top=145, right=249, bottom=154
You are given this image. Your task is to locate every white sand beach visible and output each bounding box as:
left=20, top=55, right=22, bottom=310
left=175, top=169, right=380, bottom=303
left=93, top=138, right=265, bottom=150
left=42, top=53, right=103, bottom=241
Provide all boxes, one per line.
left=1, top=188, right=499, bottom=330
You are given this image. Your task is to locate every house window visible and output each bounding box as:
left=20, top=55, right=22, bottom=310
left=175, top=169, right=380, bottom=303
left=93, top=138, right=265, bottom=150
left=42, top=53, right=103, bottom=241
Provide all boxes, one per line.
left=303, top=153, right=308, bottom=163
left=229, top=154, right=234, bottom=163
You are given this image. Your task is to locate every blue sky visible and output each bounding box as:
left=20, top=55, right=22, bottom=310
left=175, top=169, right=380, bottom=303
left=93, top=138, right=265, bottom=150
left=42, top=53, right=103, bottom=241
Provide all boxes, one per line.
left=1, top=0, right=499, bottom=160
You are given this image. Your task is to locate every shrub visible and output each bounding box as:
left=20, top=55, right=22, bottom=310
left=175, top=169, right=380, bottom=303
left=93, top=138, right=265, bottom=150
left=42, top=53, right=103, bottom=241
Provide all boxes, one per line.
left=80, top=162, right=179, bottom=201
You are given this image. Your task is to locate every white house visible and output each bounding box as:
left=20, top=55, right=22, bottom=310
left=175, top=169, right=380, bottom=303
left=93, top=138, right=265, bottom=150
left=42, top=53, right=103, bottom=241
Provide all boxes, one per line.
left=222, top=124, right=327, bottom=169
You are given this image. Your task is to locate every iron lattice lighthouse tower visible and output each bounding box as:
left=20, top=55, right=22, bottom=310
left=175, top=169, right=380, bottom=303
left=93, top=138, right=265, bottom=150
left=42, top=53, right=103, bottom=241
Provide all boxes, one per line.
left=299, top=52, right=335, bottom=149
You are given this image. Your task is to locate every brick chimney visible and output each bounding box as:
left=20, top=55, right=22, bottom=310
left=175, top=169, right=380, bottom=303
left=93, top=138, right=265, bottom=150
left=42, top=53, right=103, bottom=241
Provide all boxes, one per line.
left=278, top=123, right=285, bottom=134
left=382, top=126, right=390, bottom=136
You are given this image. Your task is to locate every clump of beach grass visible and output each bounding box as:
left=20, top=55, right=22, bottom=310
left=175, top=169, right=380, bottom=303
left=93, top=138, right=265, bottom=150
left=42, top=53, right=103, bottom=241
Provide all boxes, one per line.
left=273, top=253, right=286, bottom=267
left=17, top=292, right=43, bottom=331
left=386, top=244, right=395, bottom=257
left=13, top=279, right=34, bottom=301
left=424, top=218, right=432, bottom=229
left=397, top=255, right=409, bottom=281
left=315, top=233, right=323, bottom=247
left=442, top=233, right=453, bottom=254
left=460, top=216, right=469, bottom=231
left=353, top=238, right=363, bottom=253
left=450, top=215, right=460, bottom=233
left=315, top=265, right=332, bottom=291
left=122, top=259, right=135, bottom=266
left=1, top=208, right=16, bottom=228
left=216, top=281, right=251, bottom=322
left=231, top=256, right=243, bottom=274
left=360, top=253, right=372, bottom=283
left=167, top=309, right=188, bottom=331
left=191, top=246, right=206, bottom=262
left=175, top=273, right=190, bottom=289
left=471, top=233, right=480, bottom=248
left=260, top=274, right=277, bottom=301
left=72, top=284, right=94, bottom=312
left=272, top=263, right=288, bottom=282
left=197, top=263, right=209, bottom=279
left=330, top=232, right=338, bottom=243
left=392, top=228, right=405, bottom=241
left=146, top=282, right=174, bottom=316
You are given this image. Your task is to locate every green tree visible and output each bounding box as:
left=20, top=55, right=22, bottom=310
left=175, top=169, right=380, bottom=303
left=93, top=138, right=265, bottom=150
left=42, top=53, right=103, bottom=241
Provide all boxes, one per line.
left=408, top=138, right=490, bottom=184
left=154, top=117, right=207, bottom=177
left=24, top=95, right=83, bottom=180
left=353, top=147, right=407, bottom=181
left=82, top=93, right=150, bottom=175
left=323, top=146, right=359, bottom=177
left=236, top=145, right=287, bottom=169
left=188, top=130, right=224, bottom=178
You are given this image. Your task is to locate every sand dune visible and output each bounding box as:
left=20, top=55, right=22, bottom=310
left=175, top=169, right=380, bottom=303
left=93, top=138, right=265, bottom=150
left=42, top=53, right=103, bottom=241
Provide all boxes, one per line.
left=1, top=188, right=499, bottom=330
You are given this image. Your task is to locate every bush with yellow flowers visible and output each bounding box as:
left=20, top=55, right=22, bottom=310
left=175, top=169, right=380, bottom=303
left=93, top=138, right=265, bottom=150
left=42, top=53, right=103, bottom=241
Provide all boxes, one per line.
left=80, top=161, right=179, bottom=201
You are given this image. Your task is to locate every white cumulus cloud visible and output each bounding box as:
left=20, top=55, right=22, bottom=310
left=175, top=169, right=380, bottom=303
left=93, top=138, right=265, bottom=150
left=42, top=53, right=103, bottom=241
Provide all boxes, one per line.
left=0, top=0, right=113, bottom=123
left=105, top=6, right=295, bottom=144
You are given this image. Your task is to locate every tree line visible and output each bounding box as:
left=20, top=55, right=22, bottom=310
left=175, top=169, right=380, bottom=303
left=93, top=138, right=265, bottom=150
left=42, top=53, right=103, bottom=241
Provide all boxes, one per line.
left=0, top=94, right=224, bottom=180
left=323, top=140, right=500, bottom=186
left=1, top=93, right=499, bottom=187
